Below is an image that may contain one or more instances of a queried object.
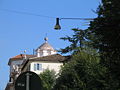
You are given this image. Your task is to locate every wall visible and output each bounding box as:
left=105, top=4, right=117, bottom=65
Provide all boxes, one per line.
left=10, top=60, right=23, bottom=73
left=37, top=50, right=57, bottom=57
left=30, top=62, right=63, bottom=74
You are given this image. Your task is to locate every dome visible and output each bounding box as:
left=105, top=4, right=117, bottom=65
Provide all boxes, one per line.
left=37, top=42, right=55, bottom=51
left=36, top=37, right=57, bottom=57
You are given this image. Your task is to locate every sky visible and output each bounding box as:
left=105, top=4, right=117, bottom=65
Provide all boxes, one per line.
left=0, top=0, right=99, bottom=89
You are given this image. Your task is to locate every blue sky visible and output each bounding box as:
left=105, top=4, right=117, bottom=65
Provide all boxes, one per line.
left=0, top=0, right=99, bottom=89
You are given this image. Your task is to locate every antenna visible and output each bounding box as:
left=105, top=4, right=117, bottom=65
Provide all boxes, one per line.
left=24, top=50, right=27, bottom=59
left=33, top=49, right=35, bottom=55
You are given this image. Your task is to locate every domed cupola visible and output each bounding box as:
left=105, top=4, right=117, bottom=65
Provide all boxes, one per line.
left=36, top=37, right=57, bottom=57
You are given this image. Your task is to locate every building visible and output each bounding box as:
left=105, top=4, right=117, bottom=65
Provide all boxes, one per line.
left=5, top=37, right=69, bottom=90
left=36, top=37, right=57, bottom=57
left=5, top=54, right=36, bottom=90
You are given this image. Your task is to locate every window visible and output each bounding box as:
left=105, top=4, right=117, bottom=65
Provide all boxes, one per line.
left=34, top=63, right=42, bottom=71
left=34, top=64, right=37, bottom=71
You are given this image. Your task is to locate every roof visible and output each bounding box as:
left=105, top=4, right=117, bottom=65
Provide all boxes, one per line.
left=8, top=54, right=36, bottom=65
left=21, top=54, right=71, bottom=71
left=29, top=54, right=69, bottom=62
left=36, top=42, right=55, bottom=51
left=10, top=54, right=36, bottom=60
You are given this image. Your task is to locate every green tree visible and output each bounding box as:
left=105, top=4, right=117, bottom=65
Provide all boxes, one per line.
left=60, top=28, right=90, bottom=54
left=39, top=69, right=56, bottom=90
left=54, top=51, right=107, bottom=90
left=89, top=0, right=120, bottom=89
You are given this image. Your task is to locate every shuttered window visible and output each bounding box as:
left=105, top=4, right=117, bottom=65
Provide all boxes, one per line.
left=34, top=63, right=42, bottom=71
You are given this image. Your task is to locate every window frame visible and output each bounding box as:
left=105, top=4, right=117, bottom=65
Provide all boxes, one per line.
left=34, top=63, right=42, bottom=71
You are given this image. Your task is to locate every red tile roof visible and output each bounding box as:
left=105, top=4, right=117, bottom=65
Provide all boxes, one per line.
left=10, top=54, right=36, bottom=60
left=8, top=54, right=36, bottom=65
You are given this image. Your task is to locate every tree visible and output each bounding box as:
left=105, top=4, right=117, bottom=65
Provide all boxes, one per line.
left=88, top=0, right=120, bottom=89
left=39, top=69, right=56, bottom=90
left=53, top=51, right=107, bottom=90
left=60, top=28, right=90, bottom=54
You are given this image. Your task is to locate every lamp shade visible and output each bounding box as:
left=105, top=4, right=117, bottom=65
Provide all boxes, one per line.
left=54, top=18, right=61, bottom=30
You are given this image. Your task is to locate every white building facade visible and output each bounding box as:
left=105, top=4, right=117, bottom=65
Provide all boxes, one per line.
left=30, top=62, right=62, bottom=74
left=5, top=37, right=69, bottom=90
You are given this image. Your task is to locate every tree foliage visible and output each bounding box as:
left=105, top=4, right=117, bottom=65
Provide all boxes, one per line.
left=88, top=0, right=120, bottom=89
left=60, top=28, right=90, bottom=54
left=39, top=69, right=56, bottom=90
left=40, top=0, right=120, bottom=89
left=54, top=51, right=107, bottom=90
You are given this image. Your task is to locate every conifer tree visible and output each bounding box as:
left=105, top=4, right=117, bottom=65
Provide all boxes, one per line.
left=60, top=28, right=90, bottom=54
left=89, top=0, right=120, bottom=89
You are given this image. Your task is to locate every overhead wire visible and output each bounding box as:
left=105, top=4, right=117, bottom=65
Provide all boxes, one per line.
left=0, top=8, right=94, bottom=21
left=0, top=8, right=93, bottom=27
left=0, top=8, right=56, bottom=19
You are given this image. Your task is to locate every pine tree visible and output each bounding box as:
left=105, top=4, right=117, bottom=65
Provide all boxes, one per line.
left=89, top=0, right=120, bottom=89
left=60, top=28, right=90, bottom=54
